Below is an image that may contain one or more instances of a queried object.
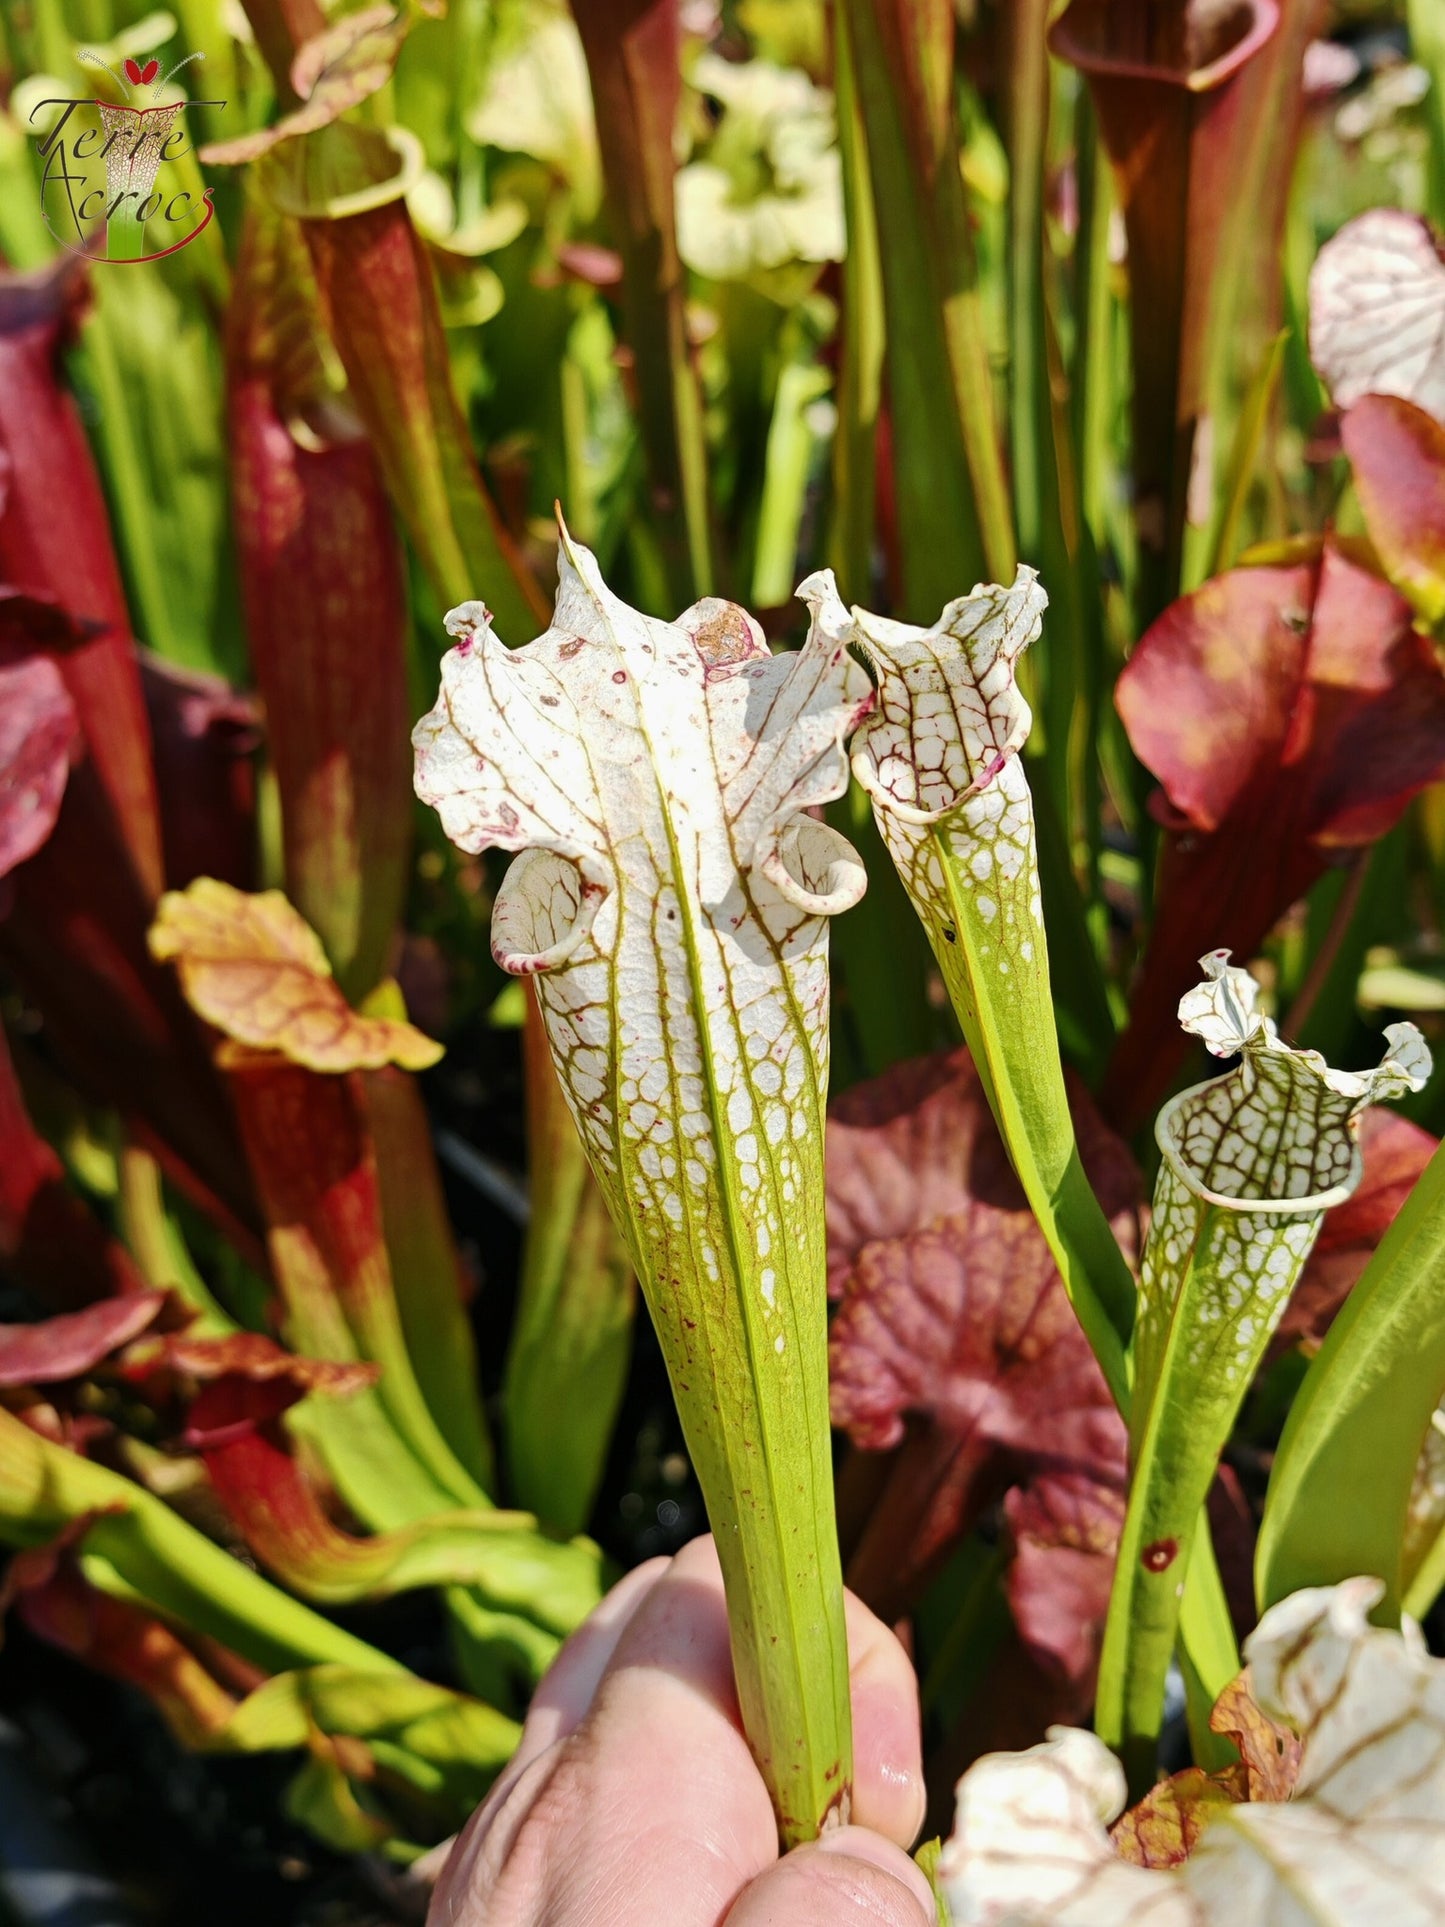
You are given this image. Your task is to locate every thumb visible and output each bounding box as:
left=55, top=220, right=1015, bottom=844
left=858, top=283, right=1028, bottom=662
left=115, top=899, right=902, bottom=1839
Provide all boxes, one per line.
left=724, top=1828, right=936, bottom=1927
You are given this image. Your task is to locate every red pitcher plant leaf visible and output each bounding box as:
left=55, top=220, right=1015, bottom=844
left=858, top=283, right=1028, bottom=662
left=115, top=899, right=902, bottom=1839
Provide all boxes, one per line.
left=1, top=1522, right=246, bottom=1749
left=1, top=776, right=260, bottom=1247
left=1049, top=0, right=1280, bottom=626
left=187, top=1363, right=378, bottom=1461
left=835, top=0, right=1013, bottom=608
left=148, top=880, right=499, bottom=1537
left=0, top=656, right=76, bottom=882
left=202, top=6, right=409, bottom=166
left=297, top=184, right=548, bottom=634
left=137, top=1329, right=380, bottom=1444
left=149, top=879, right=442, bottom=1074
left=188, top=1374, right=602, bottom=1656
left=224, top=174, right=489, bottom=1470
left=214, top=3, right=547, bottom=634
left=0, top=1025, right=149, bottom=1309
left=0, top=259, right=162, bottom=897
left=1204, top=0, right=1326, bottom=481
left=1109, top=1667, right=1301, bottom=1870
left=242, top=0, right=325, bottom=109
left=0, top=1292, right=170, bottom=1388
left=1004, top=1474, right=1127, bottom=1694
left=1308, top=212, right=1445, bottom=622
left=1104, top=539, right=1445, bottom=1128
left=0, top=587, right=99, bottom=656
left=1273, top=1105, right=1439, bottom=1355
left=139, top=655, right=260, bottom=894
left=826, top=1047, right=1140, bottom=1677
left=0, top=1287, right=370, bottom=1434
left=0, top=526, right=255, bottom=1239
left=210, top=1049, right=489, bottom=1531
left=1342, top=395, right=1445, bottom=629
left=226, top=199, right=412, bottom=1000
left=570, top=0, right=712, bottom=604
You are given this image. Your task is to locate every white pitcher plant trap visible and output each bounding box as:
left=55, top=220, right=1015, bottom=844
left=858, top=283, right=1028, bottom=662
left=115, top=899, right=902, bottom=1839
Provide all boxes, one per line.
left=940, top=1576, right=1445, bottom=1924
left=810, top=565, right=1138, bottom=1403
left=413, top=521, right=872, bottom=1842
left=1097, top=952, right=1430, bottom=1788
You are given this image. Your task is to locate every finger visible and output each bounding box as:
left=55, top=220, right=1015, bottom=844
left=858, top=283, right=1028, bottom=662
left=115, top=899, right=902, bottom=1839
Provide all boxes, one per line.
left=582, top=1549, right=923, bottom=1846
left=843, top=1590, right=927, bottom=1849
left=723, top=1829, right=936, bottom=1927
left=517, top=1555, right=671, bottom=1759
left=432, top=1555, right=670, bottom=1902
left=450, top=1536, right=779, bottom=1926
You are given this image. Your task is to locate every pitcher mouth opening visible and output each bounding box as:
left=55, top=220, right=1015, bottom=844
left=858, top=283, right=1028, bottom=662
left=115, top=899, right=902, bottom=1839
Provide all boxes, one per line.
left=1154, top=1075, right=1362, bottom=1215
left=1048, top=0, right=1279, bottom=93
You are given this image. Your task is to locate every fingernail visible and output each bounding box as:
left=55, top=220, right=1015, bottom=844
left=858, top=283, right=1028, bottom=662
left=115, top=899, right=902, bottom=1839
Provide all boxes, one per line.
left=877, top=1756, right=928, bottom=1846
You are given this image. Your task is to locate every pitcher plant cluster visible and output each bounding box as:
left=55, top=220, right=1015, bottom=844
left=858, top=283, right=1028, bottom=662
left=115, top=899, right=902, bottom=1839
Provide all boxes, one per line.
left=8, top=0, right=1445, bottom=1915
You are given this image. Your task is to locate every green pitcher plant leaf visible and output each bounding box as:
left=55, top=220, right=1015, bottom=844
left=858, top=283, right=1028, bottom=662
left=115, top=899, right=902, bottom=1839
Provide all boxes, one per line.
left=825, top=562, right=1242, bottom=1753
left=835, top=0, right=1014, bottom=612
left=824, top=565, right=1137, bottom=1405
left=1258, top=1132, right=1445, bottom=1623
left=413, top=522, right=869, bottom=1844
left=10, top=1526, right=517, bottom=1850
left=503, top=987, right=636, bottom=1539
left=0, top=1401, right=404, bottom=1678
left=192, top=1366, right=602, bottom=1664
left=1096, top=952, right=1430, bottom=1792
left=363, top=1056, right=495, bottom=1492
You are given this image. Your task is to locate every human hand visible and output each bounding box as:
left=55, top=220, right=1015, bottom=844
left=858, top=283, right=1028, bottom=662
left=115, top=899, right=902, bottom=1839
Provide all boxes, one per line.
left=429, top=1534, right=935, bottom=1926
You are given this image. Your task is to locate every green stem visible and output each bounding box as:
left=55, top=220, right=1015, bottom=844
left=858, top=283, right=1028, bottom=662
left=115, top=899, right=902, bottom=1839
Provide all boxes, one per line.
left=1099, top=1153, right=1332, bottom=1793
left=1258, top=1142, right=1445, bottom=1622
left=1411, top=0, right=1445, bottom=223
left=1405, top=1498, right=1445, bottom=1623
left=1003, top=0, right=1053, bottom=570
left=0, top=1408, right=404, bottom=1678
left=1178, top=1529, right=1242, bottom=1771
left=504, top=992, right=635, bottom=1537
left=839, top=0, right=1014, bottom=613
left=1200, top=328, right=1287, bottom=582
left=932, top=813, right=1134, bottom=1403
left=827, top=5, right=885, bottom=608
left=117, top=1143, right=235, bottom=1335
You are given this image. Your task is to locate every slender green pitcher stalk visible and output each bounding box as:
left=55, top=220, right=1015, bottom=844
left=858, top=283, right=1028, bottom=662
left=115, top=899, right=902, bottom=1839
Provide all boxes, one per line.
left=817, top=568, right=1136, bottom=1403
left=1095, top=952, right=1429, bottom=1793
left=825, top=572, right=1247, bottom=1723
left=414, top=524, right=870, bottom=1842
